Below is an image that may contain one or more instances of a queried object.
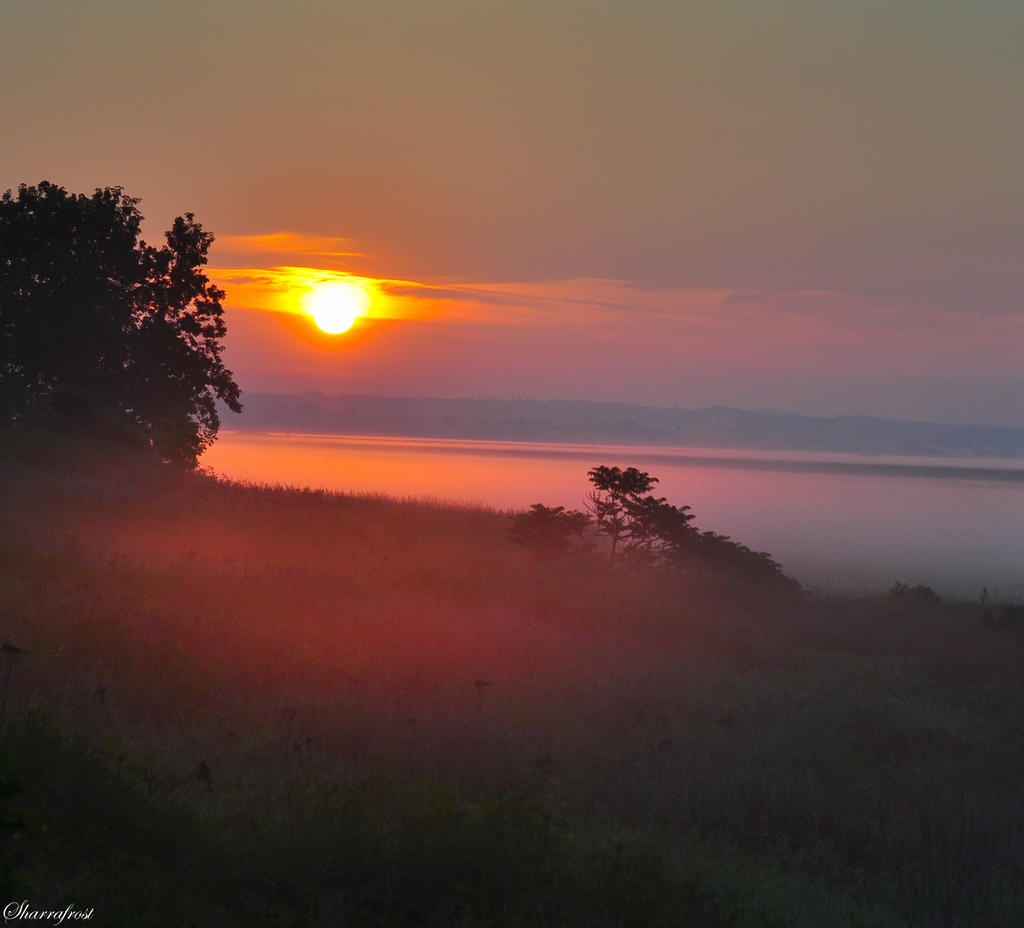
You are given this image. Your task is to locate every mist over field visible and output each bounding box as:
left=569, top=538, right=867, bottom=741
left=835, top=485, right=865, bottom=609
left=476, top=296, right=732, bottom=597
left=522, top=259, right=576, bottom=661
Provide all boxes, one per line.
left=202, top=428, right=1024, bottom=601
left=3, top=435, right=1023, bottom=926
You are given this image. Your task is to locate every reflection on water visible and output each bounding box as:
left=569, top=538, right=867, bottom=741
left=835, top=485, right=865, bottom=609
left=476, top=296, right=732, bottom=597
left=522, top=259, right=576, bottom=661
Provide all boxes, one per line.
left=202, top=431, right=1024, bottom=598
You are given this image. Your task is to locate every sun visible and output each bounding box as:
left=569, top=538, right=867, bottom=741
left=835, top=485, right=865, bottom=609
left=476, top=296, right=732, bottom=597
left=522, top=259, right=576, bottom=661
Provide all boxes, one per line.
left=304, top=280, right=368, bottom=334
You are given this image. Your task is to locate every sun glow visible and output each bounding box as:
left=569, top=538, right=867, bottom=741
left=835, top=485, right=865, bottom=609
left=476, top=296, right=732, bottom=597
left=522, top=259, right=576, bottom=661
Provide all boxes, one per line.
left=304, top=280, right=369, bottom=334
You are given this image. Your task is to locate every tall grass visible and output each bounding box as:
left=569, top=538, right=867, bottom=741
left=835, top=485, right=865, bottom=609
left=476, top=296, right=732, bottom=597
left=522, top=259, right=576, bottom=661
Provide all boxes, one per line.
left=1, top=430, right=1022, bottom=926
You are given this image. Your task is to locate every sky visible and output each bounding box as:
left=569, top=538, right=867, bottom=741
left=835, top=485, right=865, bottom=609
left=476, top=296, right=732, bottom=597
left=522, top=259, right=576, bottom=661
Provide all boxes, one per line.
left=2, top=0, right=1022, bottom=425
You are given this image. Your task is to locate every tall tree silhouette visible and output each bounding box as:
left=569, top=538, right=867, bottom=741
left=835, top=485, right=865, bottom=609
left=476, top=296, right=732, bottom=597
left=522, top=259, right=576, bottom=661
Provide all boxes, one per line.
left=0, top=181, right=241, bottom=465
left=585, top=466, right=695, bottom=565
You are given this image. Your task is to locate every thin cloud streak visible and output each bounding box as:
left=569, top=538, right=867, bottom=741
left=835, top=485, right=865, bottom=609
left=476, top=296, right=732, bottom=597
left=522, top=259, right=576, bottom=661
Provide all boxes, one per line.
left=214, top=233, right=367, bottom=264
left=210, top=260, right=949, bottom=333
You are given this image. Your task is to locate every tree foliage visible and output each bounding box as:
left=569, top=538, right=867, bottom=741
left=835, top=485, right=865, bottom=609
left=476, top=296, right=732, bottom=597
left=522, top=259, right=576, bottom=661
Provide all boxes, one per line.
left=507, top=503, right=592, bottom=557
left=585, top=466, right=695, bottom=565
left=0, top=181, right=241, bottom=465
left=510, top=465, right=800, bottom=592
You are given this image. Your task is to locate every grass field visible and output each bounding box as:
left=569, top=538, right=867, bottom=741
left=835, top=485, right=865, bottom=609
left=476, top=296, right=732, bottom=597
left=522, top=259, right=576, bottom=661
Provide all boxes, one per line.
left=1, top=432, right=1022, bottom=926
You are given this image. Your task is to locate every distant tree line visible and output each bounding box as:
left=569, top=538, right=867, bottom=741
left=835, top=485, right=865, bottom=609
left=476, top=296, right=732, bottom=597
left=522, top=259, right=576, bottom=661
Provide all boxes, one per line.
left=509, top=466, right=800, bottom=592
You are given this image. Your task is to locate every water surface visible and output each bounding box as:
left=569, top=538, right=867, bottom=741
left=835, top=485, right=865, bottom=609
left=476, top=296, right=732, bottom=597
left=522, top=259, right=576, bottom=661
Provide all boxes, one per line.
left=203, top=431, right=1024, bottom=598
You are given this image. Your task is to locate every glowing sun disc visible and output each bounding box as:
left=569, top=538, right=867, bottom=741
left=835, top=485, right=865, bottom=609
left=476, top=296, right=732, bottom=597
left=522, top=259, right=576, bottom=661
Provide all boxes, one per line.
left=305, top=281, right=367, bottom=334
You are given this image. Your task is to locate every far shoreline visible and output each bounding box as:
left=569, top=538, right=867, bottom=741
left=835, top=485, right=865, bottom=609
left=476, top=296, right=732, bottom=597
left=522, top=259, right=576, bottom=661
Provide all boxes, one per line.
left=211, top=428, right=1024, bottom=484
left=222, top=392, right=1024, bottom=462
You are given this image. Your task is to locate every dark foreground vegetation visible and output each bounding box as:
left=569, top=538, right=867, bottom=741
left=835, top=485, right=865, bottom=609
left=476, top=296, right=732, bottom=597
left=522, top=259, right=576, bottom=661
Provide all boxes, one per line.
left=2, top=433, right=1023, bottom=927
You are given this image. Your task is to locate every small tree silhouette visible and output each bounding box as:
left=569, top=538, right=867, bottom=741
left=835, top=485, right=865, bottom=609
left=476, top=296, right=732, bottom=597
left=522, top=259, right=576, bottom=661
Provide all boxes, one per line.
left=510, top=465, right=799, bottom=592
left=507, top=504, right=591, bottom=557
left=684, top=531, right=799, bottom=592
left=585, top=466, right=695, bottom=565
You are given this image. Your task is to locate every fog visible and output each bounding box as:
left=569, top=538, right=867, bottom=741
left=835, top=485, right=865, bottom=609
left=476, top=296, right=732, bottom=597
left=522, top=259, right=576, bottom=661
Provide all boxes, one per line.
left=203, top=432, right=1024, bottom=599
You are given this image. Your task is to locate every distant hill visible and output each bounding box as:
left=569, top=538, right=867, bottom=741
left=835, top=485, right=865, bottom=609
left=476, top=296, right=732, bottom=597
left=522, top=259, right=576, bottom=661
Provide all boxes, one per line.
left=229, top=393, right=1024, bottom=459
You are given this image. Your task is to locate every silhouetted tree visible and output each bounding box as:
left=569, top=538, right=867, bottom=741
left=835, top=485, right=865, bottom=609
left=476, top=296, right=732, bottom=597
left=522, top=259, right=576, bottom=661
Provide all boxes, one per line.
left=507, top=503, right=592, bottom=557
left=514, top=465, right=800, bottom=592
left=681, top=530, right=800, bottom=593
left=585, top=466, right=696, bottom=565
left=0, top=181, right=241, bottom=465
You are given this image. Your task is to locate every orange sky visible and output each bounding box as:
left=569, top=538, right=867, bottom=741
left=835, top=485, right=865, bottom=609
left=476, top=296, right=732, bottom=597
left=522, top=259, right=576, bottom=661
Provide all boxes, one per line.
left=207, top=233, right=1023, bottom=424
left=3, top=1, right=1023, bottom=424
